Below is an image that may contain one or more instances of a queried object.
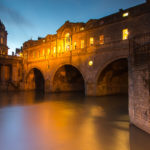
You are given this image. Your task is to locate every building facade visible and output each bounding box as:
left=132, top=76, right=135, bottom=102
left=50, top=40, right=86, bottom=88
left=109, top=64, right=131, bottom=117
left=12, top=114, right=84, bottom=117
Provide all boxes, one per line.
left=0, top=1, right=150, bottom=134
left=0, top=20, right=8, bottom=55
left=22, top=1, right=150, bottom=95
left=0, top=20, right=23, bottom=91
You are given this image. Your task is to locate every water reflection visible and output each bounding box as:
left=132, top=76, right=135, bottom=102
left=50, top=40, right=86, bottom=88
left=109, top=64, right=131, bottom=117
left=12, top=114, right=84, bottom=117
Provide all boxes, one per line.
left=130, top=125, right=150, bottom=150
left=0, top=91, right=149, bottom=150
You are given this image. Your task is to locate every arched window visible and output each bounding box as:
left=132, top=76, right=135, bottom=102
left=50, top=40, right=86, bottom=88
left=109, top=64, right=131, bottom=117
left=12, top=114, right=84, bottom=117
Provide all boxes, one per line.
left=65, top=33, right=71, bottom=51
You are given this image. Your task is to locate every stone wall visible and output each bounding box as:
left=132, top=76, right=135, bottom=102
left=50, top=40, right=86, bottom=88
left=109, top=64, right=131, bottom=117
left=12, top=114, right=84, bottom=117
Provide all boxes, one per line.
left=129, top=33, right=150, bottom=134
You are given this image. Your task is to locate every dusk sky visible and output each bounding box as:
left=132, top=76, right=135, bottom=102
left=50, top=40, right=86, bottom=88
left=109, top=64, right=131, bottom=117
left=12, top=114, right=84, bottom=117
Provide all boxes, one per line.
left=0, top=0, right=146, bottom=54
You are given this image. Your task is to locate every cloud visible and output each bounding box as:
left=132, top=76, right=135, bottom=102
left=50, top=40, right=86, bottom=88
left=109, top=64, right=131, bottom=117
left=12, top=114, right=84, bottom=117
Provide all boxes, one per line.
left=0, top=2, right=32, bottom=27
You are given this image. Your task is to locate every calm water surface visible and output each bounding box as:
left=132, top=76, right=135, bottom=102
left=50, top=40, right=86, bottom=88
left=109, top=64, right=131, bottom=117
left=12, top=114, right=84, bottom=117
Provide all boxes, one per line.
left=0, top=91, right=150, bottom=150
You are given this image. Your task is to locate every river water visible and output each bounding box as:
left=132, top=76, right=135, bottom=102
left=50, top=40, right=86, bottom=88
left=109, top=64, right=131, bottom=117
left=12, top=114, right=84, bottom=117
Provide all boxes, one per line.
left=0, top=91, right=149, bottom=150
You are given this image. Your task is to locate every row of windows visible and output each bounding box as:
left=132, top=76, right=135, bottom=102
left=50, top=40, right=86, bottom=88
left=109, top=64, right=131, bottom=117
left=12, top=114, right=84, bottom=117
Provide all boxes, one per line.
left=25, top=28, right=129, bottom=59
left=75, top=28, right=128, bottom=49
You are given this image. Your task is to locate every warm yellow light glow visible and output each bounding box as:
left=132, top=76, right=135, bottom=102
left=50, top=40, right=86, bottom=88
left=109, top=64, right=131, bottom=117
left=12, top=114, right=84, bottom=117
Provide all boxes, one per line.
left=90, top=37, right=94, bottom=46
left=122, top=12, right=129, bottom=17
left=58, top=46, right=61, bottom=53
left=19, top=53, right=23, bottom=57
left=122, top=29, right=129, bottom=40
left=81, top=40, right=84, bottom=49
left=88, top=60, right=93, bottom=66
left=65, top=33, right=70, bottom=37
left=54, top=47, right=56, bottom=53
left=48, top=48, right=50, bottom=55
left=80, top=27, right=84, bottom=31
left=99, top=35, right=104, bottom=45
left=43, top=39, right=45, bottom=43
left=65, top=33, right=70, bottom=51
left=74, top=42, right=77, bottom=50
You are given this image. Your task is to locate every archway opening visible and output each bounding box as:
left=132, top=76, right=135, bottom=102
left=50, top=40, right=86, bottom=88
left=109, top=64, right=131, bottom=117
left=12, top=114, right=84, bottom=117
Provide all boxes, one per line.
left=53, top=65, right=85, bottom=93
left=97, top=58, right=128, bottom=96
left=26, top=68, right=45, bottom=91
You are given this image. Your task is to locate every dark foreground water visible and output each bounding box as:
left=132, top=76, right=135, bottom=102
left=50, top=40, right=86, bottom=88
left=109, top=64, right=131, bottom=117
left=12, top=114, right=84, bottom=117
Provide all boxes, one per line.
left=0, top=92, right=150, bottom=150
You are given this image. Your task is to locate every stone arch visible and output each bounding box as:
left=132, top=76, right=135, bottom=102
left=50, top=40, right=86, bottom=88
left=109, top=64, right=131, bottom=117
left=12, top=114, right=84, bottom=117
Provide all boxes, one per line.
left=52, top=64, right=85, bottom=93
left=25, top=67, right=45, bottom=91
left=96, top=57, right=128, bottom=96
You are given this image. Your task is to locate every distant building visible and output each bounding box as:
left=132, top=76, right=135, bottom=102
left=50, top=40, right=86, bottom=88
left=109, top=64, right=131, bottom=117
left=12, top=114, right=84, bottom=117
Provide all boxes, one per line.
left=0, top=20, right=23, bottom=90
left=0, top=20, right=8, bottom=55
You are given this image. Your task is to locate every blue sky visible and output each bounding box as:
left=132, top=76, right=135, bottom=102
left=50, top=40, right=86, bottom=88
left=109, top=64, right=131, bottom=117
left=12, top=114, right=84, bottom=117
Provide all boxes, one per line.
left=0, top=0, right=146, bottom=54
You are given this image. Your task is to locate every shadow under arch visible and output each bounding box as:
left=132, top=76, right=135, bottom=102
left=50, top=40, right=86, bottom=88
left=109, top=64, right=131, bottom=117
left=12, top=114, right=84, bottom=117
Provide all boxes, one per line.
left=53, top=64, right=85, bottom=93
left=96, top=58, right=128, bottom=96
left=26, top=68, right=45, bottom=91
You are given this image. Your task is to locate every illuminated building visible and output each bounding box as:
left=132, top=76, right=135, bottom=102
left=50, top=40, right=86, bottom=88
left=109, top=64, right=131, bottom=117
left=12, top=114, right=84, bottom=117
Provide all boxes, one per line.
left=1, top=1, right=150, bottom=134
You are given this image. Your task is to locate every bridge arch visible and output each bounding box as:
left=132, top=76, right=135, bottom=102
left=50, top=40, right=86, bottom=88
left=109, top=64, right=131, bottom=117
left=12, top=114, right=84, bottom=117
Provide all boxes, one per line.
left=26, top=67, right=45, bottom=91
left=96, top=57, right=128, bottom=96
left=52, top=64, right=85, bottom=93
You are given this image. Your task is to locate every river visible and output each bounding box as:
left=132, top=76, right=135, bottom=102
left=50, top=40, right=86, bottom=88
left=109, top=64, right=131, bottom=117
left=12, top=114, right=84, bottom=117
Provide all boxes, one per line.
left=0, top=91, right=149, bottom=150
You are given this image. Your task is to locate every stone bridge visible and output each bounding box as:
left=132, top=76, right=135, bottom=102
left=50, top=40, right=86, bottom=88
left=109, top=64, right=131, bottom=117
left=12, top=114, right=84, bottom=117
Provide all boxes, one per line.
left=1, top=1, right=150, bottom=134
left=23, top=39, right=129, bottom=96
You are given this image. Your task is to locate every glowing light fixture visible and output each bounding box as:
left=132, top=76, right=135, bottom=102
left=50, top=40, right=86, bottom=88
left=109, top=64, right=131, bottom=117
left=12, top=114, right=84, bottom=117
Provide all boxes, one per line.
left=122, top=12, right=129, bottom=17
left=19, top=53, right=23, bottom=57
left=88, top=60, right=93, bottom=66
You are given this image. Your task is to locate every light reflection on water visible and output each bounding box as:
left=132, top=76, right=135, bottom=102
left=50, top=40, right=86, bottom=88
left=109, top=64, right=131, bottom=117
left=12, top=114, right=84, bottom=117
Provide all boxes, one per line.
left=0, top=91, right=149, bottom=150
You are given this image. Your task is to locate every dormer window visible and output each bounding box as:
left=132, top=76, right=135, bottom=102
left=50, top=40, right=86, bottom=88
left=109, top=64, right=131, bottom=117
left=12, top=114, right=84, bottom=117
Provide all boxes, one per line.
left=122, top=12, right=129, bottom=17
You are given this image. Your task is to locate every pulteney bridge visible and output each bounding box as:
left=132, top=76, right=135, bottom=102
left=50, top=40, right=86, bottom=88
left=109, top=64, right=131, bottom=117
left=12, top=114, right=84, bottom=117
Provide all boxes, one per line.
left=1, top=1, right=150, bottom=134
left=22, top=2, right=150, bottom=96
left=20, top=2, right=150, bottom=134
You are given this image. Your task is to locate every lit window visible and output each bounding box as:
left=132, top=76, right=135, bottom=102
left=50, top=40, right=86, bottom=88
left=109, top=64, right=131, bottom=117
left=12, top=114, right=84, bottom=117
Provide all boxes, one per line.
left=54, top=47, right=56, bottom=53
left=65, top=33, right=70, bottom=51
left=81, top=40, right=84, bottom=49
left=122, top=12, right=129, bottom=17
left=48, top=48, right=50, bottom=55
left=74, top=42, right=77, bottom=50
left=80, top=27, right=84, bottom=31
left=122, top=29, right=129, bottom=40
left=100, top=35, right=104, bottom=45
left=43, top=39, right=45, bottom=43
left=90, top=37, right=94, bottom=46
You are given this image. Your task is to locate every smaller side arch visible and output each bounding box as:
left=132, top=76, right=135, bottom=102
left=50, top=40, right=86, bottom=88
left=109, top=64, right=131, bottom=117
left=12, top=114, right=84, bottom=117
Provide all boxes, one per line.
left=25, top=67, right=45, bottom=91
